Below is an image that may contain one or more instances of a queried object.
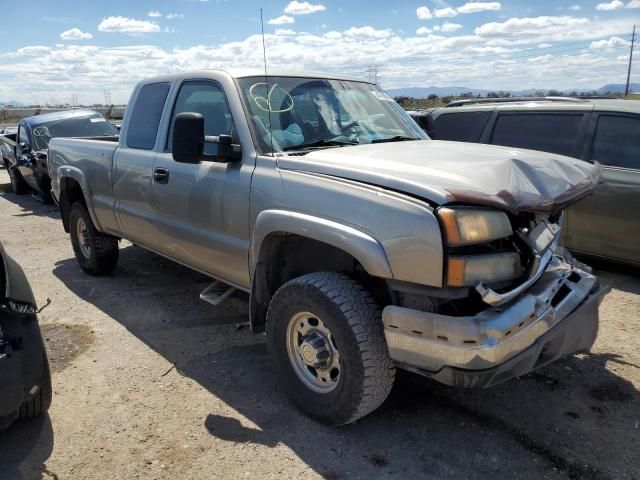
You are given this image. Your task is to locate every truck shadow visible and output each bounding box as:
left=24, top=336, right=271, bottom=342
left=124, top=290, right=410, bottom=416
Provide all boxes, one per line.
left=0, top=189, right=60, bottom=220
left=0, top=416, right=55, bottom=480
left=51, top=246, right=639, bottom=479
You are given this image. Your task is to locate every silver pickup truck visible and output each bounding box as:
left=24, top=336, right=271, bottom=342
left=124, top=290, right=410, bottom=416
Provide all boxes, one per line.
left=48, top=69, right=609, bottom=425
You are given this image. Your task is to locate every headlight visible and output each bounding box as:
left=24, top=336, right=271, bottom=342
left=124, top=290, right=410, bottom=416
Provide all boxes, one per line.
left=438, top=207, right=513, bottom=246
left=446, top=252, right=522, bottom=286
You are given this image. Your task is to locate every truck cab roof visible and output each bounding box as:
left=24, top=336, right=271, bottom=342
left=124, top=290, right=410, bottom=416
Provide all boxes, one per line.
left=21, top=109, right=104, bottom=127
left=136, top=68, right=372, bottom=86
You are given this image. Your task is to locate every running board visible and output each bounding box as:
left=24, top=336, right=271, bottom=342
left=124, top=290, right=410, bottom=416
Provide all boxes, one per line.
left=200, top=281, right=236, bottom=306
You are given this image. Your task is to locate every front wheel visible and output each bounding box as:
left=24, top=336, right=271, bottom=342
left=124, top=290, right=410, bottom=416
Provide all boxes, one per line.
left=69, top=203, right=119, bottom=275
left=266, top=272, right=395, bottom=425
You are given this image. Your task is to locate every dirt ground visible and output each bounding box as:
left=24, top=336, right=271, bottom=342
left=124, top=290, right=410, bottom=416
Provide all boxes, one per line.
left=0, top=168, right=638, bottom=480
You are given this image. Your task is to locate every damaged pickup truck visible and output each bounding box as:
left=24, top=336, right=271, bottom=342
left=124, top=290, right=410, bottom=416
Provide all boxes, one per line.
left=48, top=70, right=609, bottom=425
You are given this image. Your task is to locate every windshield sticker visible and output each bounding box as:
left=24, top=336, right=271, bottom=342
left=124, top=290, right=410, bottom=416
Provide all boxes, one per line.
left=90, top=117, right=107, bottom=123
left=249, top=82, right=294, bottom=113
left=32, top=126, right=51, bottom=137
left=371, top=90, right=394, bottom=102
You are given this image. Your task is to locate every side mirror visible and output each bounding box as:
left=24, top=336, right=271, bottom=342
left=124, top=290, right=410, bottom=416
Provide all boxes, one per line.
left=18, top=142, right=30, bottom=154
left=172, top=112, right=242, bottom=164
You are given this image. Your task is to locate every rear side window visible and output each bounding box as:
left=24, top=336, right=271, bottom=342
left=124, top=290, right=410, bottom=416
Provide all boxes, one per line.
left=433, top=111, right=491, bottom=142
left=127, top=82, right=170, bottom=150
left=491, top=113, right=583, bottom=157
left=590, top=115, right=640, bottom=169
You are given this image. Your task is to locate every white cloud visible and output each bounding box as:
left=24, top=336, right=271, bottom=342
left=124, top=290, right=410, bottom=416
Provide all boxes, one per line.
left=538, top=43, right=552, bottom=48
left=590, top=35, right=630, bottom=50
left=435, top=7, right=458, bottom=17
left=475, top=16, right=590, bottom=41
left=416, top=26, right=433, bottom=35
left=344, top=26, right=393, bottom=39
left=284, top=1, right=326, bottom=15
left=166, top=13, right=184, bottom=19
left=268, top=15, right=295, bottom=25
left=60, top=28, right=93, bottom=41
left=457, top=2, right=501, bottom=14
left=568, top=4, right=582, bottom=10
left=596, top=0, right=624, bottom=10
left=416, top=6, right=433, bottom=19
left=147, top=11, right=162, bottom=18
left=627, top=0, right=640, bottom=7
left=441, top=22, right=463, bottom=32
left=275, top=29, right=297, bottom=35
left=17, top=46, right=52, bottom=56
left=98, top=16, right=160, bottom=33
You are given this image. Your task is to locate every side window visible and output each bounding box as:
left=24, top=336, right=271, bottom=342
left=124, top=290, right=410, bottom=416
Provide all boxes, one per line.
left=127, top=82, right=171, bottom=150
left=17, top=125, right=29, bottom=147
left=167, top=81, right=235, bottom=156
left=491, top=113, right=583, bottom=157
left=433, top=111, right=491, bottom=142
left=590, top=115, right=640, bottom=169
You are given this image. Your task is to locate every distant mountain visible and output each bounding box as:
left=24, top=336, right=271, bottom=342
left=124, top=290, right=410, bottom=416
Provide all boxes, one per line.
left=386, top=83, right=640, bottom=98
left=597, top=83, right=640, bottom=94
left=0, top=100, right=25, bottom=107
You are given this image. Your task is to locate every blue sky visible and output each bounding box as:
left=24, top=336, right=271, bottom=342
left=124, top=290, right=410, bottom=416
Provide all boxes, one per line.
left=0, top=0, right=639, bottom=104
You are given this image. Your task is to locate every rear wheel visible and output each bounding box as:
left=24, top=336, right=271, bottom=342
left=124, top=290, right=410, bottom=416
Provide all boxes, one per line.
left=69, top=202, right=119, bottom=275
left=7, top=164, right=29, bottom=195
left=266, top=272, right=395, bottom=425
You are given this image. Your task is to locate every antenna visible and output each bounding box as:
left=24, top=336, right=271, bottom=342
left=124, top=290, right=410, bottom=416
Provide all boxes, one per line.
left=260, top=8, right=274, bottom=155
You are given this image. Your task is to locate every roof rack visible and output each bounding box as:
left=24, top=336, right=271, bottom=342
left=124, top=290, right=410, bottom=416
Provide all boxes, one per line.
left=445, top=96, right=589, bottom=108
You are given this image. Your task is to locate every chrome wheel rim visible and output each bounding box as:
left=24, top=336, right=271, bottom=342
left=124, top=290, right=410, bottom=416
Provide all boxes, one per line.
left=286, top=311, right=340, bottom=393
left=76, top=217, right=91, bottom=258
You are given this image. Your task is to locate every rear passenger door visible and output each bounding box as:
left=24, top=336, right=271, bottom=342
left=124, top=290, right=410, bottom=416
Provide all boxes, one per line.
left=565, top=113, right=640, bottom=264
left=113, top=82, right=171, bottom=247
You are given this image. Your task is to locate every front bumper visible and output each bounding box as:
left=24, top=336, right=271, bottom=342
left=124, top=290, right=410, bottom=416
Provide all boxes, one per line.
left=382, top=255, right=610, bottom=387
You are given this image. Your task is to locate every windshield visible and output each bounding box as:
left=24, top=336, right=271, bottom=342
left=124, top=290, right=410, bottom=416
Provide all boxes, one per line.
left=31, top=113, right=118, bottom=150
left=237, top=77, right=426, bottom=154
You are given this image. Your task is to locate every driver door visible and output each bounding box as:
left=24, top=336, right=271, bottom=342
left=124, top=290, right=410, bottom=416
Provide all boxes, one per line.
left=151, top=79, right=254, bottom=288
left=15, top=125, right=38, bottom=190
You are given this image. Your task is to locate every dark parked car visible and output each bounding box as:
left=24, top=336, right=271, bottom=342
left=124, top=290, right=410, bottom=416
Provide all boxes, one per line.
left=6, top=109, right=118, bottom=202
left=0, top=242, right=51, bottom=430
left=410, top=98, right=640, bottom=266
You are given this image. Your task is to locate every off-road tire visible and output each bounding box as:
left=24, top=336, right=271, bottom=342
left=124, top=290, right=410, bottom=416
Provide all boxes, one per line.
left=266, top=272, right=395, bottom=425
left=69, top=202, right=119, bottom=275
left=18, top=347, right=52, bottom=419
left=7, top=163, right=29, bottom=195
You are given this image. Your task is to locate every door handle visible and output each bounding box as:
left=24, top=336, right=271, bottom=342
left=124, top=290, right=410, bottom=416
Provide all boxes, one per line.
left=153, top=167, right=170, bottom=184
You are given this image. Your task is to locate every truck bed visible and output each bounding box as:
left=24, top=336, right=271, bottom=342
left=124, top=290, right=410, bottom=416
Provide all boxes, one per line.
left=48, top=137, right=121, bottom=236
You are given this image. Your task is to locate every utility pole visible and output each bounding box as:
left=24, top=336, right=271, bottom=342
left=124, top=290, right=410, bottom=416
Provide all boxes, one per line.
left=104, top=90, right=112, bottom=105
left=625, top=25, right=636, bottom=97
left=366, top=66, right=379, bottom=84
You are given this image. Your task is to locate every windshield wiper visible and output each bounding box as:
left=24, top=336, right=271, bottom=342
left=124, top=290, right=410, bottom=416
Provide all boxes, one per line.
left=371, top=136, right=420, bottom=144
left=283, top=139, right=359, bottom=151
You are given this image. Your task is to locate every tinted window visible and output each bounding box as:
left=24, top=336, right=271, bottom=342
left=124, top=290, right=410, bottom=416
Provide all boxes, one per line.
left=590, top=115, right=640, bottom=169
left=127, top=82, right=170, bottom=150
left=31, top=113, right=117, bottom=150
left=491, top=113, right=583, bottom=156
left=433, top=111, right=491, bottom=142
left=167, top=81, right=235, bottom=155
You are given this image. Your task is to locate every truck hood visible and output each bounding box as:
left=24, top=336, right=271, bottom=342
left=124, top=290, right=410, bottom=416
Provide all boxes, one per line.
left=277, top=140, right=600, bottom=214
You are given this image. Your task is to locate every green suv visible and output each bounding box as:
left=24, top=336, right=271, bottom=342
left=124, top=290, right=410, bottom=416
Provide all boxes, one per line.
left=413, top=98, right=640, bottom=266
